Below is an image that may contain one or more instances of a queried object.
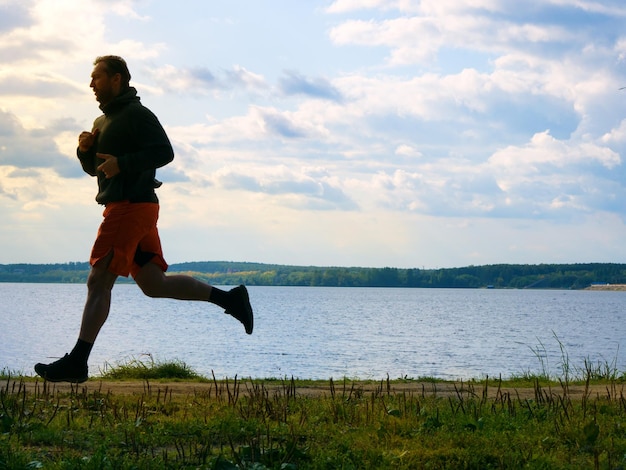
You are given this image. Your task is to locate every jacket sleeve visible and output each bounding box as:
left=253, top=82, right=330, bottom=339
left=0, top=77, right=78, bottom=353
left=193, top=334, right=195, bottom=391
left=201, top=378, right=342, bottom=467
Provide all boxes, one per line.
left=77, top=148, right=98, bottom=176
left=77, top=119, right=102, bottom=177
left=115, top=106, right=174, bottom=174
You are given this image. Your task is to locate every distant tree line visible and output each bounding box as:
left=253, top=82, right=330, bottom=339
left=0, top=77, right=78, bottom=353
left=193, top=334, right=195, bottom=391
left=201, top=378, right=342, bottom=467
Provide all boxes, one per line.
left=0, top=261, right=625, bottom=289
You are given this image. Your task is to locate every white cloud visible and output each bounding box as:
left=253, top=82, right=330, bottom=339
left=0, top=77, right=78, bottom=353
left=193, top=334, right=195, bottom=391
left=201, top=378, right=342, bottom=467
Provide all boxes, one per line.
left=395, top=144, right=422, bottom=158
left=326, top=0, right=384, bottom=13
left=601, top=119, right=626, bottom=143
left=149, top=64, right=267, bottom=96
left=1, top=0, right=626, bottom=267
left=547, top=0, right=626, bottom=17
left=490, top=130, right=621, bottom=172
left=0, top=109, right=83, bottom=176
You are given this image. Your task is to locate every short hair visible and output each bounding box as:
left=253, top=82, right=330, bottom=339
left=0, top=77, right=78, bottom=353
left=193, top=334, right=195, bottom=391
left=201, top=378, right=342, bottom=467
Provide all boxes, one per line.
left=94, top=55, right=131, bottom=88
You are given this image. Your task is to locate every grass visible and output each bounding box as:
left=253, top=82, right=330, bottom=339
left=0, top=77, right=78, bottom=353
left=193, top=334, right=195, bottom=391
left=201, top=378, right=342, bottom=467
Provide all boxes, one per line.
left=512, top=332, right=625, bottom=385
left=98, top=354, right=203, bottom=381
left=0, top=368, right=18, bottom=381
left=1, top=361, right=626, bottom=469
left=2, top=339, right=625, bottom=469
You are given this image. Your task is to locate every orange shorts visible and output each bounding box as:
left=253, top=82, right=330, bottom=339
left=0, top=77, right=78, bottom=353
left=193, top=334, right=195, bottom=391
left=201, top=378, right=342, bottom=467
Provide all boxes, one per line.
left=90, top=201, right=168, bottom=278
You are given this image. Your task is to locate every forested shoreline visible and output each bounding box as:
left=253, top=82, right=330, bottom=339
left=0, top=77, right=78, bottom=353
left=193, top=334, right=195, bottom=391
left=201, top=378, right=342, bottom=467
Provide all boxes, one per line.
left=1, top=261, right=625, bottom=289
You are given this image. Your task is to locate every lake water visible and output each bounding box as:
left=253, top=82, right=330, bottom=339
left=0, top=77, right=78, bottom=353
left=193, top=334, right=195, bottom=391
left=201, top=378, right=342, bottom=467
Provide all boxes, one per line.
left=1, top=283, right=624, bottom=381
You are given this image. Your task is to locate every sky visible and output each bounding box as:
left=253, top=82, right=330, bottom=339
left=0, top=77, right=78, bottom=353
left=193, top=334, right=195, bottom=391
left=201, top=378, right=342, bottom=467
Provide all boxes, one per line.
left=2, top=0, right=626, bottom=269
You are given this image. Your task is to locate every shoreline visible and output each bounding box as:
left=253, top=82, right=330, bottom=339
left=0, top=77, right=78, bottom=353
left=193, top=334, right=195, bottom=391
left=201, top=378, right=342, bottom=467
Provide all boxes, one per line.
left=2, top=378, right=621, bottom=400
left=585, top=284, right=626, bottom=291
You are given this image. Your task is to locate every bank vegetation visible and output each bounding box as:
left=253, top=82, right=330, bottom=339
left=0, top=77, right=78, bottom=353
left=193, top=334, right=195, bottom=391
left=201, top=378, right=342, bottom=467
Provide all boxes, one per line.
left=2, top=261, right=626, bottom=289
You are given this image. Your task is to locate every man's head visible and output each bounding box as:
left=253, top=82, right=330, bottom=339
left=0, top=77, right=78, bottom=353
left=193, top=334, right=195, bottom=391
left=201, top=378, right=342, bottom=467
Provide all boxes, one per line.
left=90, top=55, right=131, bottom=105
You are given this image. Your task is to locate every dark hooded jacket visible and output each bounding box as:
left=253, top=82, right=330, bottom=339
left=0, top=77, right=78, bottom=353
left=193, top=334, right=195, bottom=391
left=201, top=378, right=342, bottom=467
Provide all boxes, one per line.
left=77, top=87, right=174, bottom=205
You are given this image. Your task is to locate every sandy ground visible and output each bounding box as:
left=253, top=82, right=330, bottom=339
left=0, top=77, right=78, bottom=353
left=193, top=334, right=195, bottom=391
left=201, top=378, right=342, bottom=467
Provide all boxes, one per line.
left=2, top=378, right=622, bottom=401
left=586, top=284, right=626, bottom=291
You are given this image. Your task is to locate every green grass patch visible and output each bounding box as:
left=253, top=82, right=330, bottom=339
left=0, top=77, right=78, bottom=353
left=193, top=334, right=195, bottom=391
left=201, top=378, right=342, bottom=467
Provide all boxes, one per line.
left=98, top=354, right=202, bottom=381
left=0, top=368, right=18, bottom=380
left=3, top=339, right=626, bottom=468
left=2, top=369, right=626, bottom=468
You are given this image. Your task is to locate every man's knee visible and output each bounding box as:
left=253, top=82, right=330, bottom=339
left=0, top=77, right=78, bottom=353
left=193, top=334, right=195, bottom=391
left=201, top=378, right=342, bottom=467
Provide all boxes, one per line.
left=87, top=252, right=117, bottom=291
left=87, top=267, right=117, bottom=292
left=134, top=263, right=165, bottom=298
left=137, top=281, right=161, bottom=298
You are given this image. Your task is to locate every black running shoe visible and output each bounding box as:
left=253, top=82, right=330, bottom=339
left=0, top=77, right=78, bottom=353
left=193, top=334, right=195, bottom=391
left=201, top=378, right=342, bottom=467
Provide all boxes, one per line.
left=225, top=285, right=254, bottom=334
left=34, top=354, right=88, bottom=383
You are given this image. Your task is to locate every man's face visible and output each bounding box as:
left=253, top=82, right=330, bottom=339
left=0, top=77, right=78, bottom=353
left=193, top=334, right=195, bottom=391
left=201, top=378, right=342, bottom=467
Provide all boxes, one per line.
left=90, top=62, right=120, bottom=105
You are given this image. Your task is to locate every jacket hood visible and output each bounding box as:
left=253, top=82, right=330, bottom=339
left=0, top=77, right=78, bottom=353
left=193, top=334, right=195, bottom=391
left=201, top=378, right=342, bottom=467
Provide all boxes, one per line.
left=100, top=87, right=140, bottom=114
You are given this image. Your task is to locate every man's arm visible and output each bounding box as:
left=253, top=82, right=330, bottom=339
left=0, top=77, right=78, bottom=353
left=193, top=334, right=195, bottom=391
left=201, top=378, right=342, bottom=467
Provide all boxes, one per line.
left=76, top=129, right=100, bottom=176
left=115, top=107, right=174, bottom=174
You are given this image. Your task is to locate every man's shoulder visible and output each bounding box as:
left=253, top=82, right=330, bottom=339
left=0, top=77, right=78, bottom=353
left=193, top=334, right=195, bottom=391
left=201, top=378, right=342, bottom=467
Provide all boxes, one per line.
left=126, top=100, right=158, bottom=118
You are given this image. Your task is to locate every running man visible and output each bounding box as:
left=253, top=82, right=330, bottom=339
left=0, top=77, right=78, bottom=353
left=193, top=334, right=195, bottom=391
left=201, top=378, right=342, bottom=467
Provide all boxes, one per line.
left=35, top=55, right=253, bottom=383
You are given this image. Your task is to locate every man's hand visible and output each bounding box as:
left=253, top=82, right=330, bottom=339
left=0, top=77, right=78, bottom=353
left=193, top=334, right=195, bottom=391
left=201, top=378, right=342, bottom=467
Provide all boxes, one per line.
left=78, top=128, right=99, bottom=152
left=96, top=153, right=120, bottom=179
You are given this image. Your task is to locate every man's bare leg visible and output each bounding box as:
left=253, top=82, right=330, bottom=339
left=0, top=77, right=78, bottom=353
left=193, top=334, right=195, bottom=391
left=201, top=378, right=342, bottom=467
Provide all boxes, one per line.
left=79, top=251, right=118, bottom=343
left=134, top=261, right=253, bottom=334
left=134, top=261, right=211, bottom=300
left=34, top=252, right=118, bottom=382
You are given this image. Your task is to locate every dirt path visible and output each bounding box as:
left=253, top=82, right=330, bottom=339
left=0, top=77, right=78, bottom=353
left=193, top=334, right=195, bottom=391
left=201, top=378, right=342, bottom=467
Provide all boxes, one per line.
left=3, top=378, right=622, bottom=401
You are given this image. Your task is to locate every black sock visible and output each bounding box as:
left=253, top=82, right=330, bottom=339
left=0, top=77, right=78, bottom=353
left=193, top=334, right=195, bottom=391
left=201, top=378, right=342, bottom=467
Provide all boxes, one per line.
left=209, top=286, right=231, bottom=310
left=69, top=339, right=93, bottom=364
